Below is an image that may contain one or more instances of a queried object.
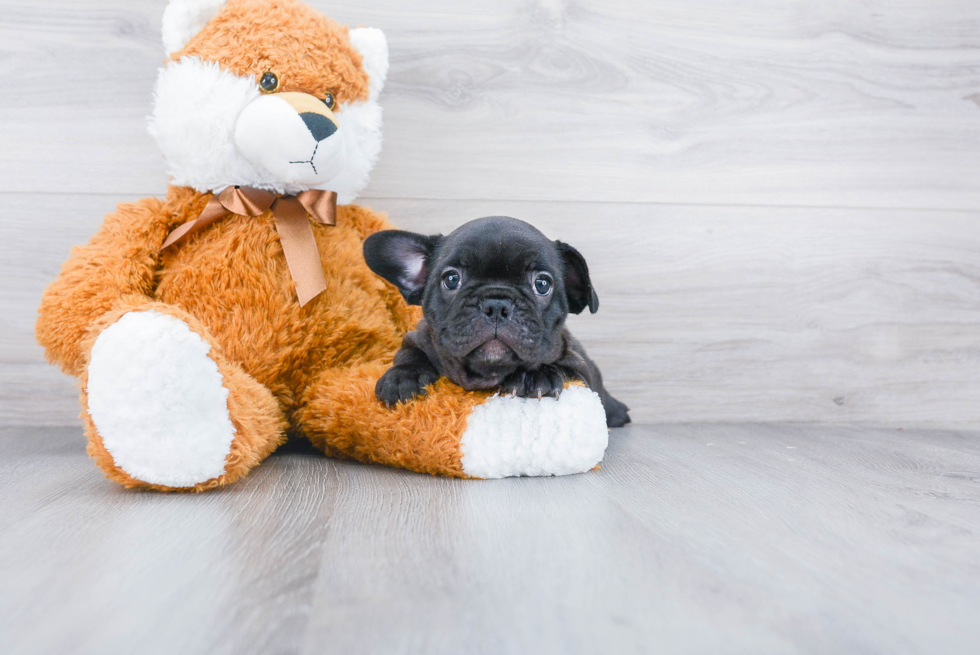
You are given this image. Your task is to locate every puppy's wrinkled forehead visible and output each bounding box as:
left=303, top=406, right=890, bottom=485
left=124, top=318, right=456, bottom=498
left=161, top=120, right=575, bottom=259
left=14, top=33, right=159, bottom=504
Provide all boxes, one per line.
left=438, top=217, right=560, bottom=278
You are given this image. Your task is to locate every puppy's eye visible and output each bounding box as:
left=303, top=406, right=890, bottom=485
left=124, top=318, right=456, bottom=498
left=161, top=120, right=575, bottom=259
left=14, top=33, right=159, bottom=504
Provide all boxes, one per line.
left=259, top=71, right=280, bottom=93
left=442, top=270, right=461, bottom=291
left=323, top=92, right=336, bottom=109
left=533, top=274, right=553, bottom=296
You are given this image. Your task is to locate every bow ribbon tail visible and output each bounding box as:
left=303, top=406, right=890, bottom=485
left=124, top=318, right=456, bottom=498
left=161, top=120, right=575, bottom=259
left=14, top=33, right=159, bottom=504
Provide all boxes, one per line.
left=272, top=197, right=328, bottom=306
left=161, top=195, right=230, bottom=250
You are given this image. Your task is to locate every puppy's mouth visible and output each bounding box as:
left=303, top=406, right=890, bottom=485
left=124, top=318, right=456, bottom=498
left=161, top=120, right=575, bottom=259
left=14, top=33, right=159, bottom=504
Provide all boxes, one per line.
left=469, top=338, right=518, bottom=366
left=455, top=337, right=522, bottom=388
left=434, top=309, right=558, bottom=389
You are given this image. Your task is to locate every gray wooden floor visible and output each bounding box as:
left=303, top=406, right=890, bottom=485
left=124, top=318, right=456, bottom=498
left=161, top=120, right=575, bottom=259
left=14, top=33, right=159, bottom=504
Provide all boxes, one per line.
left=1, top=423, right=978, bottom=655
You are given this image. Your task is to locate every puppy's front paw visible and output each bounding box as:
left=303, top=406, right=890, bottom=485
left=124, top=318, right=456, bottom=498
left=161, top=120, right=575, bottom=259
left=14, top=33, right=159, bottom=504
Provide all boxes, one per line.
left=500, top=365, right=566, bottom=399
left=376, top=364, right=440, bottom=407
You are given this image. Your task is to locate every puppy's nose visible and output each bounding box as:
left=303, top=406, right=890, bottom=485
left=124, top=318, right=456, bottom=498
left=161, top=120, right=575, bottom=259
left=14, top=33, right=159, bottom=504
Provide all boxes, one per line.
left=480, top=298, right=513, bottom=323
left=299, top=112, right=338, bottom=142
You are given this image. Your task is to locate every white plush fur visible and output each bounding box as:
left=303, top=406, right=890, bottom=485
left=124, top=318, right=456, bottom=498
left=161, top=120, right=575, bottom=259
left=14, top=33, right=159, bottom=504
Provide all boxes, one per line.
left=162, top=0, right=227, bottom=54
left=349, top=28, right=389, bottom=102
left=148, top=57, right=266, bottom=192
left=148, top=55, right=384, bottom=203
left=314, top=99, right=384, bottom=203
left=460, top=386, right=609, bottom=478
left=87, top=311, right=236, bottom=487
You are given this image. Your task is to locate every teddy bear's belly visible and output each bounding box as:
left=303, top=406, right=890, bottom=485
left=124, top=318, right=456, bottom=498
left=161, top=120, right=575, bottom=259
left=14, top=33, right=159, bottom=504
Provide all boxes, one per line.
left=154, top=215, right=409, bottom=405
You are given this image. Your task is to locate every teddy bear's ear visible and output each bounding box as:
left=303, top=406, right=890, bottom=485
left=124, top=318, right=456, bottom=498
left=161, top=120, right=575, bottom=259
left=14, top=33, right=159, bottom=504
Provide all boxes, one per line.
left=349, top=27, right=389, bottom=101
left=162, top=0, right=228, bottom=55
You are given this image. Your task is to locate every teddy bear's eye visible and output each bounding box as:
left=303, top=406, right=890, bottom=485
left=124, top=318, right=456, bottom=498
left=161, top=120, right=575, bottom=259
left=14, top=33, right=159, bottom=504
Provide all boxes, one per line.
left=259, top=72, right=280, bottom=93
left=324, top=93, right=336, bottom=110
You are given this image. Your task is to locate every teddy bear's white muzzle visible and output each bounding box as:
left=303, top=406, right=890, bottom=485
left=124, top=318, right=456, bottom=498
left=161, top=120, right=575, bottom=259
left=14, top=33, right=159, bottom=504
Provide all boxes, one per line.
left=234, top=94, right=347, bottom=188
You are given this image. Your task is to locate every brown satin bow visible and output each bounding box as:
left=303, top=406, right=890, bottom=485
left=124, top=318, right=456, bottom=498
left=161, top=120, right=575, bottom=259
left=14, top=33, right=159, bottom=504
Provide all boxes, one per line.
left=161, top=186, right=337, bottom=306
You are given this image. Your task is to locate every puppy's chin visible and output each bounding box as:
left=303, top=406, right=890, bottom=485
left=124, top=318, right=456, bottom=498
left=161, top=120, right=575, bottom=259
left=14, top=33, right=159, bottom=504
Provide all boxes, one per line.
left=459, top=338, right=521, bottom=389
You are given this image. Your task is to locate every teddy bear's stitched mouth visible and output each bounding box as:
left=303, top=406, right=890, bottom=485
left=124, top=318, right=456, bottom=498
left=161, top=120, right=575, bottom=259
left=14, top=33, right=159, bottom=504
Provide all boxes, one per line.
left=289, top=142, right=320, bottom=174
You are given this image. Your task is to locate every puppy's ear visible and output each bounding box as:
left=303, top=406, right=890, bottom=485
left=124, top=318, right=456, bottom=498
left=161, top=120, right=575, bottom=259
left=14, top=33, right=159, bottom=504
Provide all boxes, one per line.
left=363, top=230, right=441, bottom=305
left=556, top=241, right=599, bottom=314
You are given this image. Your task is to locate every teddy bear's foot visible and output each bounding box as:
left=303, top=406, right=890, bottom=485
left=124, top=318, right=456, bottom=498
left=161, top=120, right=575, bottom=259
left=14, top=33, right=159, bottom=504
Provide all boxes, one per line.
left=83, top=307, right=286, bottom=491
left=459, top=385, right=608, bottom=478
left=299, top=363, right=608, bottom=479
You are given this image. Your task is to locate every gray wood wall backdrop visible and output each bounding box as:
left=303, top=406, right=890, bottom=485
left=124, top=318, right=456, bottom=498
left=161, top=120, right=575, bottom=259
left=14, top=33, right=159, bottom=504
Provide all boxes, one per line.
left=1, top=0, right=979, bottom=428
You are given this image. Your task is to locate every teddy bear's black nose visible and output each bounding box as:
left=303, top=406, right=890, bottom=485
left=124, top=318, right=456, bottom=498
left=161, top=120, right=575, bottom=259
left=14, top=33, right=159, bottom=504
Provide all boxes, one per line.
left=299, top=112, right=338, bottom=142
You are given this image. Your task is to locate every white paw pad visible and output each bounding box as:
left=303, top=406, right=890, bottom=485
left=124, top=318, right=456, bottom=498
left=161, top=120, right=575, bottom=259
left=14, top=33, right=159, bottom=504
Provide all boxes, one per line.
left=460, top=385, right=609, bottom=478
left=87, top=310, right=235, bottom=487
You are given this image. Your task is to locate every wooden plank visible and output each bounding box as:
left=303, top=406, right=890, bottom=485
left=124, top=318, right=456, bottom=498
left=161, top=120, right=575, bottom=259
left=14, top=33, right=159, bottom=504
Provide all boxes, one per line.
left=6, top=192, right=980, bottom=428
left=301, top=423, right=980, bottom=654
left=0, top=0, right=978, bottom=208
left=0, top=427, right=338, bottom=655
left=3, top=424, right=977, bottom=654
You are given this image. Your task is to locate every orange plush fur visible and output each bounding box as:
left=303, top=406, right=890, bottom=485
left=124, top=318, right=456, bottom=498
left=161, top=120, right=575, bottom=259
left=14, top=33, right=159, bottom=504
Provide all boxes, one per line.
left=38, top=183, right=489, bottom=489
left=174, top=0, right=371, bottom=104
left=37, top=0, right=609, bottom=490
left=35, top=0, right=490, bottom=490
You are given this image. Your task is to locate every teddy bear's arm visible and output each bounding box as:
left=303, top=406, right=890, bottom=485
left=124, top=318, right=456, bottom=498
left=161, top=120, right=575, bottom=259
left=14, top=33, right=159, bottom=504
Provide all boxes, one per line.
left=341, top=203, right=424, bottom=335
left=342, top=203, right=396, bottom=238
left=36, top=196, right=175, bottom=377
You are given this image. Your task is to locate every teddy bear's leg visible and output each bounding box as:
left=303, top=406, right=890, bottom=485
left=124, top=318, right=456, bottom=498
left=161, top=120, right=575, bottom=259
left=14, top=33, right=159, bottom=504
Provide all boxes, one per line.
left=296, top=362, right=609, bottom=478
left=80, top=302, right=287, bottom=491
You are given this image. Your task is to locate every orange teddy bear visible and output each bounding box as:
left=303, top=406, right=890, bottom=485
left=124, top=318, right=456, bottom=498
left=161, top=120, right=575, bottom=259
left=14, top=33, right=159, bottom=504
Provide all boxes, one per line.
left=35, top=0, right=608, bottom=491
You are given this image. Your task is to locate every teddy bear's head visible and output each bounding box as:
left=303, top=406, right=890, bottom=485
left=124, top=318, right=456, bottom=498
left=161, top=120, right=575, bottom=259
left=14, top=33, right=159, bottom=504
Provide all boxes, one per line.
left=148, top=0, right=388, bottom=203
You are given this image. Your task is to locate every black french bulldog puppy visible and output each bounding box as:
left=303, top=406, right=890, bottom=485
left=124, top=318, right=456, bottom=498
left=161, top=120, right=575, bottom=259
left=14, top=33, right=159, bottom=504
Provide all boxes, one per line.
left=363, top=216, right=631, bottom=428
